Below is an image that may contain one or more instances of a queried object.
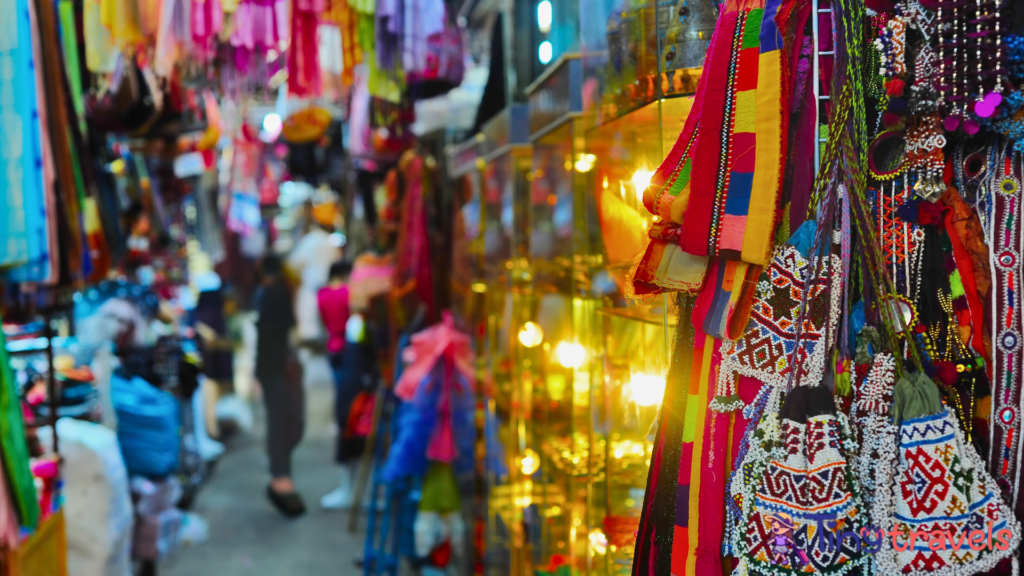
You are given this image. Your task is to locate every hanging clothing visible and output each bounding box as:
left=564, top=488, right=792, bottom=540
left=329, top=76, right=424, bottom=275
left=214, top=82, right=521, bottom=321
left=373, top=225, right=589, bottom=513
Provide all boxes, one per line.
left=323, top=0, right=362, bottom=85
left=192, top=0, right=224, bottom=60
left=395, top=152, right=436, bottom=322
left=288, top=0, right=323, bottom=97
left=84, top=0, right=118, bottom=73
left=0, top=313, right=39, bottom=529
left=0, top=0, right=43, bottom=271
left=100, top=0, right=145, bottom=47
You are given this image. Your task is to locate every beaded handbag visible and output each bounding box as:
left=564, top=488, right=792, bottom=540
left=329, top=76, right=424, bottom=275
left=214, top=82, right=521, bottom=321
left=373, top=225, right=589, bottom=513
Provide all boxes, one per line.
left=865, top=372, right=1021, bottom=576
left=728, top=385, right=868, bottom=575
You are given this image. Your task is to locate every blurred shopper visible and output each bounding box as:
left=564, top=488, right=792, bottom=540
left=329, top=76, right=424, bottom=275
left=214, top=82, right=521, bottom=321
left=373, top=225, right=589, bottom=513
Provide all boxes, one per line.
left=287, top=202, right=341, bottom=347
left=255, top=254, right=306, bottom=517
left=193, top=272, right=233, bottom=440
left=317, top=260, right=360, bottom=509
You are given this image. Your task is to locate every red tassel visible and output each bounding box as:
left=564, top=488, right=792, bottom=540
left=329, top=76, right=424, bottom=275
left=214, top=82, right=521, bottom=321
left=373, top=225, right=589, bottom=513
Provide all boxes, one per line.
left=886, top=78, right=906, bottom=97
left=882, top=111, right=902, bottom=128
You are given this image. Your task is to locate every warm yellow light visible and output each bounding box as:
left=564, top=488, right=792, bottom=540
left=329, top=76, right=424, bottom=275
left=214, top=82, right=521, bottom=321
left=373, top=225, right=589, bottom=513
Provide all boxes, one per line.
left=518, top=322, right=544, bottom=348
left=589, top=528, right=608, bottom=555
left=515, top=479, right=534, bottom=508
left=574, top=153, right=596, bottom=173
left=471, top=282, right=487, bottom=293
left=520, top=448, right=540, bottom=475
left=602, top=176, right=609, bottom=189
left=630, top=372, right=666, bottom=407
left=547, top=374, right=566, bottom=401
left=631, top=169, right=655, bottom=201
left=613, top=448, right=624, bottom=459
left=555, top=341, right=586, bottom=368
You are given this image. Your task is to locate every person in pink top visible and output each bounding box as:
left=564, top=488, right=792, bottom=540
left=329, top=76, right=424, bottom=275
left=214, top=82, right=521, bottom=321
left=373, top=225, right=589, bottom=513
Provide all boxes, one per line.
left=318, top=260, right=352, bottom=358
left=317, top=260, right=360, bottom=509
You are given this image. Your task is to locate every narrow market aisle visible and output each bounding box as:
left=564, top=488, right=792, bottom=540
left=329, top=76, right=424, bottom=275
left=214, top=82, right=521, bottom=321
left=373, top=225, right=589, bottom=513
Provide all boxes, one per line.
left=161, top=355, right=366, bottom=576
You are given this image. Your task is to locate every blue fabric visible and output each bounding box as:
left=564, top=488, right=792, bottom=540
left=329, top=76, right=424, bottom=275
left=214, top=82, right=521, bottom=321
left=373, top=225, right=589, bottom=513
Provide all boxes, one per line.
left=112, top=374, right=181, bottom=478
left=382, top=364, right=476, bottom=483
left=787, top=219, right=818, bottom=258
left=2, top=0, right=48, bottom=275
left=850, top=300, right=866, bottom=354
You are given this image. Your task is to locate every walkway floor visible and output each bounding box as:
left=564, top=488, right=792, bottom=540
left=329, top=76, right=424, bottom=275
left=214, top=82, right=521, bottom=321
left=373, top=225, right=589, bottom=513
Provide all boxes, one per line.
left=161, top=356, right=367, bottom=576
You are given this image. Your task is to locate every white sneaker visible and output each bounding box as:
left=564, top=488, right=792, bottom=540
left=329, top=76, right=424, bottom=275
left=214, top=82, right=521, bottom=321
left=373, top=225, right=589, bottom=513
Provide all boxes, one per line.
left=320, top=486, right=354, bottom=510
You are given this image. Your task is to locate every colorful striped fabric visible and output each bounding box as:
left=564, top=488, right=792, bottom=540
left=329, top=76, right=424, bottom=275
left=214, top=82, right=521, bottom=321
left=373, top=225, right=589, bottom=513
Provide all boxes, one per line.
left=643, top=0, right=793, bottom=268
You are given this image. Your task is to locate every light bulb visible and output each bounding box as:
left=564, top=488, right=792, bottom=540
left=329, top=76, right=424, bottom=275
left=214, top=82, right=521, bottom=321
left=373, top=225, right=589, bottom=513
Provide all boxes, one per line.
left=589, top=528, right=608, bottom=555
left=262, top=113, right=282, bottom=134
left=555, top=341, right=586, bottom=369
left=574, top=153, right=596, bottom=173
left=539, top=41, right=553, bottom=65
left=520, top=448, right=540, bottom=475
left=537, top=0, right=552, bottom=33
left=630, top=372, right=666, bottom=407
left=518, top=322, right=544, bottom=348
left=631, top=169, right=654, bottom=201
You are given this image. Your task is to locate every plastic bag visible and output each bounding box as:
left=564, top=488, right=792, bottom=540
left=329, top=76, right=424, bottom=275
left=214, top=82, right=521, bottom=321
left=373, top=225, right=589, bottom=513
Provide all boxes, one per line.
left=112, top=374, right=181, bottom=478
left=38, top=418, right=134, bottom=576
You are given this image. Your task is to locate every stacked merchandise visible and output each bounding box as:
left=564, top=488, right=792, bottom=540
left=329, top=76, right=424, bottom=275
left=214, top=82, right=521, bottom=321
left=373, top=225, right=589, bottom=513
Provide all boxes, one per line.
left=628, top=0, right=1024, bottom=575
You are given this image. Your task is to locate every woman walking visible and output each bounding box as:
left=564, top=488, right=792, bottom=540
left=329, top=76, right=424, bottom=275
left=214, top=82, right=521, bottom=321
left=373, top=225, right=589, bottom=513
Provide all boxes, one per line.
left=255, top=254, right=306, bottom=517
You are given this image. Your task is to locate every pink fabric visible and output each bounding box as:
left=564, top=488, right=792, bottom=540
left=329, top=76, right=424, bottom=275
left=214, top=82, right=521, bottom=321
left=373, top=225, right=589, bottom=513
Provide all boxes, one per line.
left=395, top=313, right=475, bottom=401
left=317, top=285, right=350, bottom=354
left=425, top=364, right=456, bottom=463
left=718, top=215, right=748, bottom=250
left=694, top=340, right=727, bottom=575
left=229, top=0, right=289, bottom=72
left=288, top=0, right=323, bottom=97
left=191, top=0, right=223, bottom=60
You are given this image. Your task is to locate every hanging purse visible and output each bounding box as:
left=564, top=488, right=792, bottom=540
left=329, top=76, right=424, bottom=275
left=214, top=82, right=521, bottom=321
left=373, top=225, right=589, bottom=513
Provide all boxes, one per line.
left=729, top=385, right=869, bottom=575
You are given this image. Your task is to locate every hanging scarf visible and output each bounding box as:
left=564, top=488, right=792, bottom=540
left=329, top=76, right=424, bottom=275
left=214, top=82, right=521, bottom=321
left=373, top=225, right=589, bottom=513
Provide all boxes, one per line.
left=642, top=0, right=801, bottom=267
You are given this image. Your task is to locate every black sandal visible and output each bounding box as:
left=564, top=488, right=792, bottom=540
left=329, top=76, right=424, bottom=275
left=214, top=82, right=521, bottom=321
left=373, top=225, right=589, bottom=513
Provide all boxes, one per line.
left=267, top=485, right=307, bottom=518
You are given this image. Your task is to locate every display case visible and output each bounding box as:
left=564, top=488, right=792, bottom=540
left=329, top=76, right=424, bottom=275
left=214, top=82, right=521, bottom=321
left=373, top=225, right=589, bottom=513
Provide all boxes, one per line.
left=446, top=134, right=485, bottom=332
left=475, top=106, right=534, bottom=576
left=580, top=0, right=715, bottom=126
left=464, top=21, right=706, bottom=575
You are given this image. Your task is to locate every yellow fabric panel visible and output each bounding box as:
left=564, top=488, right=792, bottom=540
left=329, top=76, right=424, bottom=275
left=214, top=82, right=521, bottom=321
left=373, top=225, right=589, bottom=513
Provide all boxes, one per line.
left=732, top=90, right=757, bottom=134
left=742, top=52, right=783, bottom=266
